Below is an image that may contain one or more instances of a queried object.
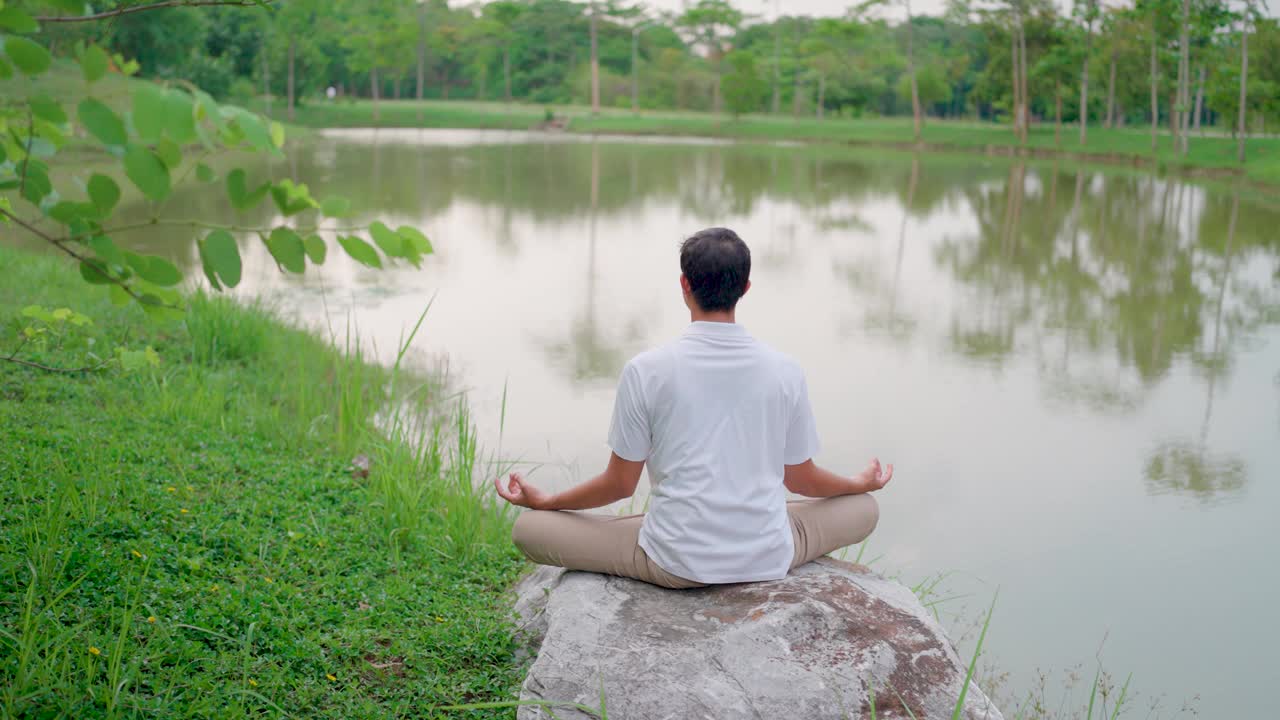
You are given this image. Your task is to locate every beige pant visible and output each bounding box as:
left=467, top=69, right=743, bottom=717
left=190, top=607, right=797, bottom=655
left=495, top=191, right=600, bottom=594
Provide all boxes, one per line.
left=511, top=494, right=879, bottom=589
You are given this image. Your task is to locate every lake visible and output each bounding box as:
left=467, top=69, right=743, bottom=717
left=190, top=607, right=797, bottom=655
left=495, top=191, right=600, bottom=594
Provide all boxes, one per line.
left=117, top=129, right=1280, bottom=716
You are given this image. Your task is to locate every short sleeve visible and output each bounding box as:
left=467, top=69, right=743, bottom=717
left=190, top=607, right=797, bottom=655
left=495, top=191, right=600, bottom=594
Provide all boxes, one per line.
left=608, top=361, right=651, bottom=462
left=783, top=371, right=821, bottom=465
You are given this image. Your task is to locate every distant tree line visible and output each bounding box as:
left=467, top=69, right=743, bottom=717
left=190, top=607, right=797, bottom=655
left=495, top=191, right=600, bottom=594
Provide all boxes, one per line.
left=25, top=0, right=1280, bottom=150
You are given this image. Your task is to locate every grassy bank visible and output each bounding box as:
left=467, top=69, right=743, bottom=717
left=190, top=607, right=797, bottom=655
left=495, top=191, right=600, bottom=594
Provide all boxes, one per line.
left=0, top=247, right=523, bottom=718
left=265, top=97, right=1280, bottom=188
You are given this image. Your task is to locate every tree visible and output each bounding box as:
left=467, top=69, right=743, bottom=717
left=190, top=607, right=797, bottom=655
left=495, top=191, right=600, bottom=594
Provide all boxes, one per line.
left=0, top=2, right=429, bottom=334
left=677, top=0, right=744, bottom=116
left=905, top=0, right=923, bottom=141
left=1076, top=0, right=1099, bottom=144
left=484, top=1, right=523, bottom=103
left=1237, top=0, right=1251, bottom=162
left=722, top=50, right=767, bottom=117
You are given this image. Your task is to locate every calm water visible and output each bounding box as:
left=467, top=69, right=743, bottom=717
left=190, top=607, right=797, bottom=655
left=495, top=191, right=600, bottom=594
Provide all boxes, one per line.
left=119, top=129, right=1279, bottom=715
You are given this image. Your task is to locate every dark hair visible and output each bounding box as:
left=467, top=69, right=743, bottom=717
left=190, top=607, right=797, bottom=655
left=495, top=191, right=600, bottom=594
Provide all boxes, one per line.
left=679, top=227, right=751, bottom=312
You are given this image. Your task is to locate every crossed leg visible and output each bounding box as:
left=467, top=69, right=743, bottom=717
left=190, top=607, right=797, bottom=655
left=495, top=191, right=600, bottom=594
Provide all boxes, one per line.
left=511, top=493, right=879, bottom=589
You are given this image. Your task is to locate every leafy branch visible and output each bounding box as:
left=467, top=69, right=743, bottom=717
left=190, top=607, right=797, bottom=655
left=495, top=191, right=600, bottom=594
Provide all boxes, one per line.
left=35, top=1, right=274, bottom=24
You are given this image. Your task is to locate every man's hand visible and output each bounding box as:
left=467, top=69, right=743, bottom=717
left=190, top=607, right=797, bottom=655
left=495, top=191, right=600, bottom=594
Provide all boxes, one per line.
left=494, top=472, right=551, bottom=510
left=856, top=458, right=894, bottom=492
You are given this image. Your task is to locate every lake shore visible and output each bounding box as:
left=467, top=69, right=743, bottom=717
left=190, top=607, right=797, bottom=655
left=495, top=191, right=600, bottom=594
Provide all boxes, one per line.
left=0, top=247, right=523, bottom=717
left=260, top=98, right=1280, bottom=191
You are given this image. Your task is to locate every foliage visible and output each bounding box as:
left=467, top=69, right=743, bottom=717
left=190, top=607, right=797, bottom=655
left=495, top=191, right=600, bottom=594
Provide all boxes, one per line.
left=0, top=2, right=431, bottom=323
left=721, top=50, right=766, bottom=117
left=0, top=246, right=524, bottom=717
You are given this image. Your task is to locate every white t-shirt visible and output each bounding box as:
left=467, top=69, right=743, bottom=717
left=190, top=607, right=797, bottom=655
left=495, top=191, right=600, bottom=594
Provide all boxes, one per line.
left=607, top=321, right=821, bottom=584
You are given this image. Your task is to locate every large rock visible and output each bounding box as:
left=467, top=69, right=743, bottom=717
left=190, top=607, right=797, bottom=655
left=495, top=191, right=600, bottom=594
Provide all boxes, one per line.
left=512, top=558, right=1003, bottom=720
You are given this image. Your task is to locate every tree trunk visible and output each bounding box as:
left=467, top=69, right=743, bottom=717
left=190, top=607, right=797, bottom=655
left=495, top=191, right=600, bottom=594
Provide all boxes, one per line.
left=287, top=37, right=296, bottom=122
left=772, top=12, right=781, bottom=114
left=1176, top=0, right=1192, bottom=155
left=1237, top=9, right=1249, bottom=164
left=504, top=47, right=512, bottom=103
left=1018, top=13, right=1029, bottom=143
left=371, top=67, right=380, bottom=123
left=590, top=5, right=600, bottom=115
left=907, top=0, right=922, bottom=141
left=1055, top=85, right=1063, bottom=146
left=416, top=2, right=426, bottom=102
left=792, top=71, right=801, bottom=118
left=393, top=75, right=401, bottom=100
left=1105, top=50, right=1116, bottom=128
left=816, top=73, right=825, bottom=119
left=263, top=40, right=271, bottom=117
left=1150, top=13, right=1159, bottom=154
left=713, top=55, right=722, bottom=115
left=1193, top=65, right=1206, bottom=134
left=1080, top=11, right=1092, bottom=145
left=631, top=30, right=640, bottom=115
left=1010, top=20, right=1021, bottom=139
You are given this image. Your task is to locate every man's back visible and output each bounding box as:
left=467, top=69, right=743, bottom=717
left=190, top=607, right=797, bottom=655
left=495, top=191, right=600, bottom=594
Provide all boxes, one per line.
left=608, top=321, right=820, bottom=584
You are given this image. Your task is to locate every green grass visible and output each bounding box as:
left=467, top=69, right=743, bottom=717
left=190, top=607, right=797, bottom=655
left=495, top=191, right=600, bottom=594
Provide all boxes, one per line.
left=0, top=247, right=524, bottom=718
left=266, top=96, right=1280, bottom=188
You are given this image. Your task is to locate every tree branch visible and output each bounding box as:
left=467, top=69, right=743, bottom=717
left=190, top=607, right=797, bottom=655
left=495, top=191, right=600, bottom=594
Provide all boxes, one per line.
left=36, top=0, right=272, bottom=23
left=0, top=208, right=153, bottom=306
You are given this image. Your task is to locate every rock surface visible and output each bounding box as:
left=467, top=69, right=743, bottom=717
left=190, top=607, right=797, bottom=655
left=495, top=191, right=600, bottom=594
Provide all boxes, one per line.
left=513, top=558, right=1003, bottom=720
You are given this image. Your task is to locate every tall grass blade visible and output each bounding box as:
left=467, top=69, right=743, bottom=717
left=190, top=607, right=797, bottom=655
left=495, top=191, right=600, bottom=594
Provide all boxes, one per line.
left=951, top=589, right=998, bottom=720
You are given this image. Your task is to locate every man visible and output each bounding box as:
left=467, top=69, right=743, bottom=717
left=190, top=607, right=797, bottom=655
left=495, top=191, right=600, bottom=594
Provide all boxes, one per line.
left=495, top=227, right=892, bottom=589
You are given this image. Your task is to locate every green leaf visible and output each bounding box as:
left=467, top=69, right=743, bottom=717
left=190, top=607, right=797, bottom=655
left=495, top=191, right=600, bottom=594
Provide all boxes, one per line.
left=269, top=179, right=317, bottom=216
left=198, top=230, right=241, bottom=289
left=397, top=226, right=433, bottom=255
left=227, top=109, right=272, bottom=151
left=3, top=36, right=50, bottom=75
left=196, top=163, right=216, bottom=182
left=88, top=235, right=124, bottom=266
left=123, top=144, right=170, bottom=201
left=303, top=234, right=326, bottom=265
left=87, top=174, right=120, bottom=214
left=338, top=235, right=382, bottom=269
left=20, top=164, right=51, bottom=204
left=48, top=201, right=98, bottom=224
left=108, top=284, right=131, bottom=307
left=133, top=84, right=166, bottom=143
left=226, top=169, right=269, bottom=210
left=270, top=121, right=285, bottom=149
left=320, top=196, right=351, bottom=218
left=0, top=7, right=39, bottom=33
left=79, top=259, right=114, bottom=285
left=125, top=252, right=182, bottom=287
left=0, top=56, right=12, bottom=80
left=164, top=91, right=197, bottom=144
left=369, top=222, right=406, bottom=259
left=21, top=305, right=52, bottom=322
left=156, top=137, right=182, bottom=170
left=80, top=44, right=109, bottom=83
left=30, top=96, right=66, bottom=124
left=263, top=228, right=306, bottom=274
left=78, top=98, right=127, bottom=147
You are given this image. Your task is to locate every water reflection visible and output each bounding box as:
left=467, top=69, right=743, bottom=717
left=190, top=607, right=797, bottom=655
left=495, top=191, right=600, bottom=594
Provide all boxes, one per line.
left=105, top=132, right=1280, bottom=506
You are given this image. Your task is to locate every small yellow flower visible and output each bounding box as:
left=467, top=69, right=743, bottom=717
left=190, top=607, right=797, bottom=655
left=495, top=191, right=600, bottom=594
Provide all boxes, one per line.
left=326, top=673, right=337, bottom=682
left=248, top=679, right=258, bottom=687
left=210, top=584, right=219, bottom=592
left=131, top=550, right=143, bottom=559
left=264, top=576, right=274, bottom=584
left=89, top=646, right=101, bottom=656
left=179, top=508, right=189, bottom=514
left=166, top=486, right=176, bottom=493
left=147, top=616, right=157, bottom=623
left=434, top=616, right=446, bottom=623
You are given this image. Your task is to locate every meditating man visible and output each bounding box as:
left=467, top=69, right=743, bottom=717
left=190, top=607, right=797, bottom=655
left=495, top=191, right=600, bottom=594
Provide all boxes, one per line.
left=494, top=227, right=892, bottom=589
